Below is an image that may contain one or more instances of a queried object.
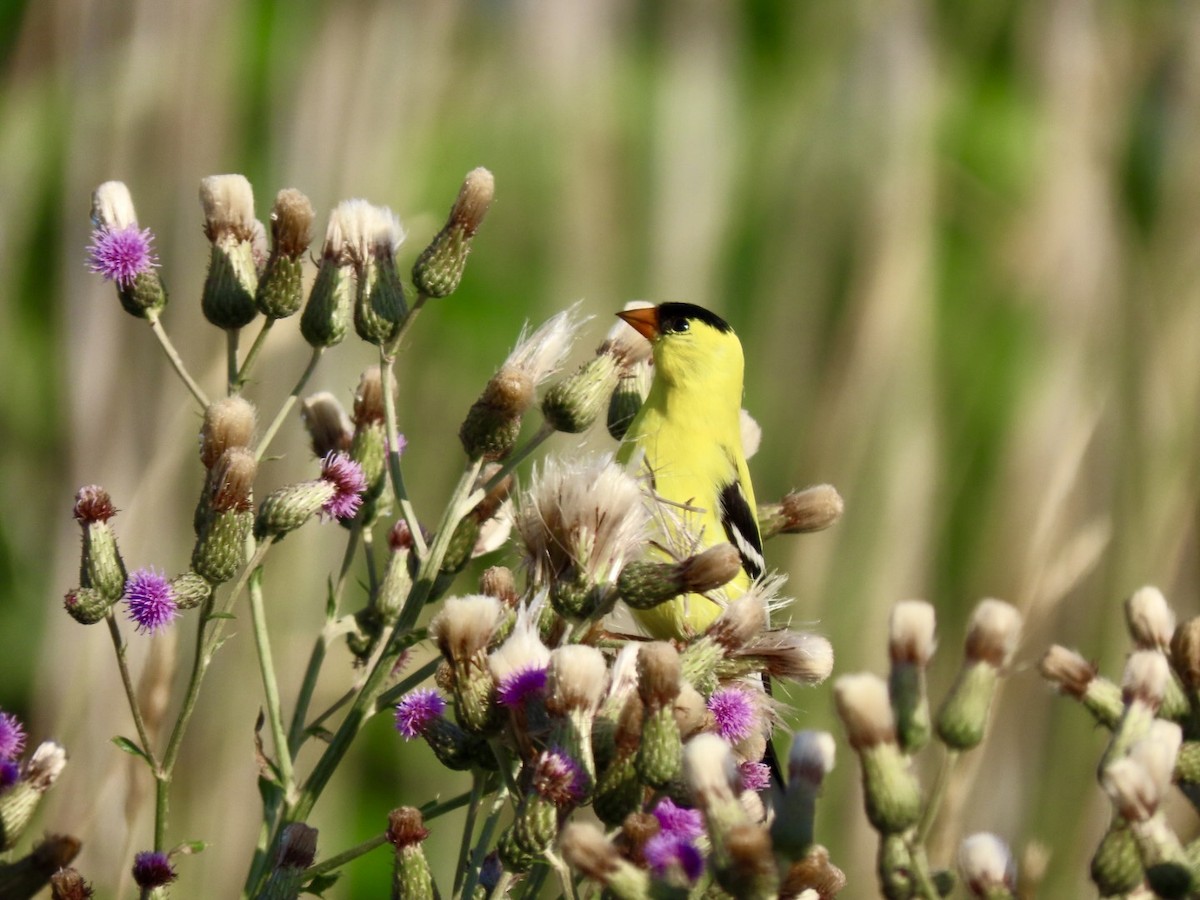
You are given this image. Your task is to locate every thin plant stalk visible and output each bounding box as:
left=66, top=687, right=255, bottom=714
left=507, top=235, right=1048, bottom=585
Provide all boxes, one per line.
left=226, top=328, right=240, bottom=395
left=247, top=563, right=294, bottom=793
left=459, top=784, right=509, bottom=900
left=147, top=315, right=209, bottom=407
left=916, top=746, right=958, bottom=844
left=452, top=773, right=486, bottom=897
left=379, top=342, right=426, bottom=558
left=236, top=317, right=275, bottom=389
left=105, top=612, right=159, bottom=769
left=256, top=347, right=324, bottom=461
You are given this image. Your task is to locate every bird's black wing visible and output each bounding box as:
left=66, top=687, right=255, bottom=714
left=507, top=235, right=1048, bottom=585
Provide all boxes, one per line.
left=718, top=478, right=765, bottom=580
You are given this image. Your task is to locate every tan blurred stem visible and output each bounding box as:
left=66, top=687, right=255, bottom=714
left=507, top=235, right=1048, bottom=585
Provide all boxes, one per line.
left=298, top=789, right=473, bottom=884
left=235, top=317, right=276, bottom=391
left=147, top=315, right=210, bottom=407
left=488, top=870, right=515, bottom=899
left=155, top=538, right=274, bottom=851
left=546, top=848, right=581, bottom=900
left=917, top=747, right=959, bottom=844
left=248, top=564, right=295, bottom=793
left=287, top=522, right=362, bottom=754
left=379, top=343, right=427, bottom=558
left=256, top=347, right=325, bottom=461
left=106, top=612, right=159, bottom=770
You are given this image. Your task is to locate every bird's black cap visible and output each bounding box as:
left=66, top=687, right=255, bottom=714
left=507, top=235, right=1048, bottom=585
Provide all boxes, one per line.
left=655, top=302, right=733, bottom=334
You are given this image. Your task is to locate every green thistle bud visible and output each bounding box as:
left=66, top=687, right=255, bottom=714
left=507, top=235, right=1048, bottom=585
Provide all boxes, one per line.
left=199, top=175, right=261, bottom=330
left=460, top=368, right=531, bottom=461
left=888, top=600, right=935, bottom=753
left=498, top=826, right=538, bottom=874
left=878, top=834, right=916, bottom=900
left=0, top=743, right=66, bottom=851
left=255, top=189, right=314, bottom=319
left=73, top=487, right=126, bottom=602
left=1091, top=821, right=1143, bottom=896
left=300, top=258, right=351, bottom=348
left=388, top=808, right=434, bottom=900
left=513, top=795, right=558, bottom=856
left=412, top=168, right=494, bottom=298
left=258, top=823, right=317, bottom=900
left=637, top=705, right=682, bottom=789
left=63, top=587, right=112, bottom=625
left=1040, top=645, right=1123, bottom=729
left=171, top=571, right=213, bottom=611
left=936, top=599, right=1021, bottom=751
left=606, top=370, right=646, bottom=441
left=421, top=717, right=483, bottom=772
left=117, top=270, right=168, bottom=320
left=346, top=203, right=407, bottom=346
left=255, top=482, right=334, bottom=539
left=350, top=423, right=388, bottom=503
left=594, top=753, right=643, bottom=828
left=377, top=547, right=414, bottom=626
left=192, top=509, right=252, bottom=585
left=541, top=353, right=619, bottom=434
left=618, top=544, right=741, bottom=611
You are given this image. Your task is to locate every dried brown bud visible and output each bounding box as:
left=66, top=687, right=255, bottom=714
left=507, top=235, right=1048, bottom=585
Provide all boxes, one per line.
left=73, top=486, right=116, bottom=524
left=352, top=365, right=395, bottom=427
left=209, top=447, right=257, bottom=512
left=269, top=188, right=315, bottom=258
left=1172, top=617, right=1200, bottom=691
left=637, top=642, right=682, bottom=707
left=480, top=566, right=519, bottom=606
left=387, top=807, right=430, bottom=848
left=1039, top=645, right=1097, bottom=699
left=200, top=396, right=257, bottom=469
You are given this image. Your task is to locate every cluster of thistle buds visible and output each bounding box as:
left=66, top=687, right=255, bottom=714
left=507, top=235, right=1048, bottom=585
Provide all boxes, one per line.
left=832, top=597, right=1025, bottom=899
left=1041, top=585, right=1200, bottom=897
left=72, top=165, right=857, bottom=897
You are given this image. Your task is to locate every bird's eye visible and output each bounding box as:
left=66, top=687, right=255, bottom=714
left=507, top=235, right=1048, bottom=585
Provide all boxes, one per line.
left=668, top=317, right=690, bottom=334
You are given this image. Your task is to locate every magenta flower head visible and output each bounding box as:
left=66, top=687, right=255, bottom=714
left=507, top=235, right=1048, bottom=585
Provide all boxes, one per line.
left=532, top=748, right=585, bottom=807
left=0, top=759, right=19, bottom=791
left=707, top=687, right=759, bottom=743
left=0, top=710, right=26, bottom=760
left=651, top=797, right=704, bottom=840
left=88, top=225, right=159, bottom=289
left=124, top=568, right=179, bottom=634
left=496, top=665, right=547, bottom=708
left=739, top=760, right=772, bottom=792
left=319, top=452, right=367, bottom=521
left=394, top=688, right=446, bottom=740
left=132, top=850, right=177, bottom=888
left=643, top=832, right=704, bottom=883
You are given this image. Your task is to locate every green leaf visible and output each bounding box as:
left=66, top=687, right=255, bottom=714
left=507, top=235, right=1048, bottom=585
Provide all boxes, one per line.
left=171, top=840, right=209, bottom=856
left=208, top=611, right=237, bottom=620
left=303, top=872, right=341, bottom=896
left=111, top=735, right=150, bottom=764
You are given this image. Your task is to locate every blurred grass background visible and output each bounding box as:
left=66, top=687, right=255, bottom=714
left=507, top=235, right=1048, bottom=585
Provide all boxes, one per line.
left=3, top=0, right=1200, bottom=894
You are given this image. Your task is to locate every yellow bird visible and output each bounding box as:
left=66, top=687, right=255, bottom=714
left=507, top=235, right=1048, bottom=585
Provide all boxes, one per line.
left=615, top=303, right=764, bottom=640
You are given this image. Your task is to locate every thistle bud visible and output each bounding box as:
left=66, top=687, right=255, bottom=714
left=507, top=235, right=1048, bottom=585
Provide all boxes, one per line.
left=780, top=844, right=847, bottom=900
left=936, top=599, right=1021, bottom=751
left=255, top=823, right=317, bottom=900
left=170, top=571, right=213, bottom=611
left=88, top=181, right=167, bottom=320
left=772, top=730, right=836, bottom=861
left=50, top=868, right=93, bottom=900
left=0, top=833, right=82, bottom=899
left=255, top=453, right=366, bottom=538
left=594, top=699, right=645, bottom=827
left=1127, top=586, right=1175, bottom=652
left=0, top=742, right=67, bottom=851
left=479, top=566, right=519, bottom=606
left=345, top=203, right=407, bottom=346
left=192, top=448, right=255, bottom=584
left=541, top=353, right=620, bottom=434
left=200, top=396, right=257, bottom=469
left=388, top=808, right=434, bottom=900
left=758, top=484, right=845, bottom=539
left=300, top=392, right=354, bottom=459
left=255, top=188, right=314, bottom=319
left=199, top=174, right=260, bottom=330
left=958, top=833, right=1016, bottom=900
left=63, top=587, right=112, bottom=625
left=606, top=366, right=649, bottom=441
left=1100, top=650, right=1171, bottom=775
left=718, top=824, right=779, bottom=900
left=1090, top=821, right=1143, bottom=896
left=888, top=599, right=936, bottom=753
left=73, top=486, right=126, bottom=603
left=618, top=544, right=741, bottom=611
left=545, top=645, right=607, bottom=795
left=300, top=204, right=356, bottom=348
left=429, top=596, right=503, bottom=733
left=559, top=822, right=651, bottom=900
left=834, top=674, right=921, bottom=834
left=1039, top=645, right=1123, bottom=728
left=412, top=167, right=494, bottom=298
left=636, top=643, right=684, bottom=788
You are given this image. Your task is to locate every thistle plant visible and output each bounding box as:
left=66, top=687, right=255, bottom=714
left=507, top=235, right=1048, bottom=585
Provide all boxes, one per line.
left=28, top=166, right=865, bottom=898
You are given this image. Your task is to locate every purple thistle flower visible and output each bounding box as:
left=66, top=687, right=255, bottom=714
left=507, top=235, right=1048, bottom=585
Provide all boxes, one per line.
left=739, top=760, right=772, bottom=792
left=651, top=797, right=704, bottom=840
left=644, top=833, right=705, bottom=883
left=394, top=688, right=446, bottom=740
left=124, top=568, right=179, bottom=634
left=0, top=711, right=26, bottom=760
left=0, top=759, right=19, bottom=791
left=532, top=748, right=585, bottom=807
left=707, top=687, right=759, bottom=744
left=132, top=850, right=177, bottom=888
left=319, top=452, right=367, bottom=521
left=496, top=665, right=547, bottom=708
left=87, top=225, right=159, bottom=289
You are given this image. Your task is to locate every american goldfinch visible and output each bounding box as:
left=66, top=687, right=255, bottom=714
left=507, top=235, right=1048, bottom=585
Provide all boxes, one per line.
left=615, top=302, right=764, bottom=639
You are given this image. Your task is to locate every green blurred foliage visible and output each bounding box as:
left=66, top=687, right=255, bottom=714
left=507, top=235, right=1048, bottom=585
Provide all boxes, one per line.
left=3, top=0, right=1200, bottom=895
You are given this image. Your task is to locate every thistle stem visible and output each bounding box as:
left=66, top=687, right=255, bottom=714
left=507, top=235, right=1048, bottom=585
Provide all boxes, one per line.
left=226, top=328, right=240, bottom=396
left=464, top=421, right=555, bottom=511
left=452, top=772, right=486, bottom=896
left=256, top=347, right=324, bottom=461
left=916, top=746, right=958, bottom=844
left=236, top=317, right=276, bottom=389
left=247, top=563, right=295, bottom=793
left=147, top=316, right=209, bottom=407
left=459, top=784, right=509, bottom=900
left=105, top=612, right=159, bottom=770
left=379, top=342, right=426, bottom=558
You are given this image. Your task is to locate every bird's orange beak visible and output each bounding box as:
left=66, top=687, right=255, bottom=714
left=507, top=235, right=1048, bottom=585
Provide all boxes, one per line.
left=616, top=306, right=659, bottom=341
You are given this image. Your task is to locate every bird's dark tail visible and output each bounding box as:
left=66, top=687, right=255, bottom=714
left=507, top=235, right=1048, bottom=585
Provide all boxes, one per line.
left=762, top=673, right=785, bottom=788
